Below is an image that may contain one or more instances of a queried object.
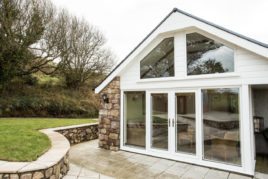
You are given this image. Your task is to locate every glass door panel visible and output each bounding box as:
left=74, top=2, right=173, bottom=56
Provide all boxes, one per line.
left=151, top=93, right=168, bottom=150
left=202, top=88, right=241, bottom=165
left=176, top=93, right=196, bottom=154
left=123, top=91, right=146, bottom=148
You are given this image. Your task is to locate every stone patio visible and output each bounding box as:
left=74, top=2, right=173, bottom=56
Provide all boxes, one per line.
left=64, top=140, right=267, bottom=179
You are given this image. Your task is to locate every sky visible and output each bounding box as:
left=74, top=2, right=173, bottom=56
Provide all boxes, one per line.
left=51, top=0, right=268, bottom=62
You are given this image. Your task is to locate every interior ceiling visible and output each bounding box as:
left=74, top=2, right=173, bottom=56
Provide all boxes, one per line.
left=252, top=84, right=268, bottom=90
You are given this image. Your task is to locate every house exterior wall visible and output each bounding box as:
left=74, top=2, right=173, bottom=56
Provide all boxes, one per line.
left=98, top=77, right=120, bottom=151
left=95, top=9, right=268, bottom=175
left=120, top=30, right=268, bottom=90
left=95, top=11, right=268, bottom=94
left=116, top=30, right=268, bottom=175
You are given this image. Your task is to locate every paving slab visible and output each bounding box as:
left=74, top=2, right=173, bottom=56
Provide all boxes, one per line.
left=78, top=177, right=98, bottom=179
left=229, top=173, right=252, bottom=179
left=79, top=168, right=99, bottom=178
left=63, top=175, right=77, bottom=179
left=99, top=174, right=115, bottom=179
left=157, top=172, right=180, bottom=179
left=254, top=172, right=268, bottom=179
left=204, top=169, right=229, bottom=179
left=181, top=165, right=210, bottom=179
left=150, top=162, right=172, bottom=171
left=67, top=164, right=82, bottom=176
left=64, top=140, right=262, bottom=179
left=165, top=163, right=191, bottom=177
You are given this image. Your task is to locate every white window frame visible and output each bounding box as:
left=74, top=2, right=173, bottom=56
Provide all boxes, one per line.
left=200, top=86, right=242, bottom=167
left=136, top=29, right=239, bottom=84
left=120, top=85, right=254, bottom=175
left=121, top=90, right=146, bottom=150
left=185, top=30, right=237, bottom=78
left=138, top=34, right=176, bottom=81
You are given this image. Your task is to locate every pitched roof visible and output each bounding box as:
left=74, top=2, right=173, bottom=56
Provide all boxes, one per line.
left=95, top=8, right=268, bottom=93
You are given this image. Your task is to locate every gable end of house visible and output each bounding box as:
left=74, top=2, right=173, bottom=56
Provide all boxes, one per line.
left=95, top=8, right=268, bottom=94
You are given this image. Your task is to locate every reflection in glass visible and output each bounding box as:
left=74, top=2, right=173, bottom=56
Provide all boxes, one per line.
left=176, top=93, right=196, bottom=154
left=187, top=33, right=234, bottom=75
left=202, top=88, right=241, bottom=165
left=124, top=92, right=146, bottom=147
left=140, top=38, right=174, bottom=79
left=151, top=94, right=168, bottom=150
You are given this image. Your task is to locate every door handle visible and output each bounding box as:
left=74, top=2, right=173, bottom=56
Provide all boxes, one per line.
left=168, top=118, right=170, bottom=127
left=172, top=118, right=175, bottom=127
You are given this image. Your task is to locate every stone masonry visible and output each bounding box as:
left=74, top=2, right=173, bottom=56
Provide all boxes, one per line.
left=57, top=124, right=98, bottom=145
left=0, top=123, right=99, bottom=179
left=99, top=77, right=120, bottom=151
left=0, top=152, right=69, bottom=179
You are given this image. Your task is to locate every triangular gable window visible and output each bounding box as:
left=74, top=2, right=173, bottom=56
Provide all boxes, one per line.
left=187, top=33, right=234, bottom=75
left=140, top=38, right=174, bottom=79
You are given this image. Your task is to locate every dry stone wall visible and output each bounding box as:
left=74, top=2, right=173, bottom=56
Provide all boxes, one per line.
left=56, top=123, right=98, bottom=145
left=99, top=77, right=120, bottom=151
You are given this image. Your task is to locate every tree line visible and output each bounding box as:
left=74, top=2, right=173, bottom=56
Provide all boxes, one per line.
left=0, top=0, right=114, bottom=91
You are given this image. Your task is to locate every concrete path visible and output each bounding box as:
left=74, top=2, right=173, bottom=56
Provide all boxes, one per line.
left=64, top=140, right=267, bottom=179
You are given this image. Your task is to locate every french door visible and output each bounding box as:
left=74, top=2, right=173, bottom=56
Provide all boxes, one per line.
left=122, top=87, right=247, bottom=174
left=149, top=90, right=197, bottom=156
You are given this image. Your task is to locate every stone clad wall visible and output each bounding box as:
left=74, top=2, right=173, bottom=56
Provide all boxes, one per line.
left=99, top=77, right=120, bottom=151
left=0, top=154, right=69, bottom=179
left=56, top=123, right=98, bottom=145
left=0, top=124, right=98, bottom=179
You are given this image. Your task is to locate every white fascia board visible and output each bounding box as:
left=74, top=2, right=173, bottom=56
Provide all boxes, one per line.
left=94, top=21, right=165, bottom=94
left=94, top=36, right=159, bottom=94
left=186, top=17, right=268, bottom=58
left=161, top=12, right=268, bottom=58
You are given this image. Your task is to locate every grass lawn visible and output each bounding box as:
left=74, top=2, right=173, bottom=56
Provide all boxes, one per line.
left=0, top=118, right=97, bottom=162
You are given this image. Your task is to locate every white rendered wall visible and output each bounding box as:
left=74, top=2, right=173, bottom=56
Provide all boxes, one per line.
left=118, top=29, right=268, bottom=175
left=120, top=29, right=268, bottom=90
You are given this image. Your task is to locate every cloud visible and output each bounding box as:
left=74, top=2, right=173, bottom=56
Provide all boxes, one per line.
left=51, top=0, right=268, bottom=61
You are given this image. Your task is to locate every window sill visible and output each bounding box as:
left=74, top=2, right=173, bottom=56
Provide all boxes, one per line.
left=137, top=73, right=239, bottom=83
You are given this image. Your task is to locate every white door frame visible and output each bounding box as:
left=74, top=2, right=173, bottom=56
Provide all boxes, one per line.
left=146, top=89, right=202, bottom=160
left=147, top=90, right=171, bottom=154
left=169, top=90, right=200, bottom=159
left=119, top=86, right=255, bottom=175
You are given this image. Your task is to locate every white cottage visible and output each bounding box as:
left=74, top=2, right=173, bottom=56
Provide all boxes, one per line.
left=95, top=8, right=268, bottom=175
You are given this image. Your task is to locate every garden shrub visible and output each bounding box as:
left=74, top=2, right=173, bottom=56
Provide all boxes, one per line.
left=0, top=86, right=99, bottom=118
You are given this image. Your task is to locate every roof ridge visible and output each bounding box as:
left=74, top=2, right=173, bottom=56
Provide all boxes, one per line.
left=173, top=8, right=268, bottom=48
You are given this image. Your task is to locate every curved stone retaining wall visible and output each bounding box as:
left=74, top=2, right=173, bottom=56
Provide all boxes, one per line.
left=0, top=123, right=98, bottom=179
left=56, top=123, right=98, bottom=145
left=0, top=154, right=69, bottom=179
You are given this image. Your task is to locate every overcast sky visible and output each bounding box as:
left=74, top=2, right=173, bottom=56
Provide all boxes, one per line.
left=51, top=0, right=268, bottom=61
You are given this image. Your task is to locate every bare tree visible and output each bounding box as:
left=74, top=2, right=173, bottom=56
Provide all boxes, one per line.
left=0, top=0, right=114, bottom=90
left=57, top=13, right=115, bottom=89
left=0, top=0, right=67, bottom=87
